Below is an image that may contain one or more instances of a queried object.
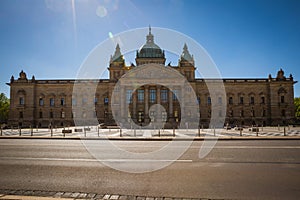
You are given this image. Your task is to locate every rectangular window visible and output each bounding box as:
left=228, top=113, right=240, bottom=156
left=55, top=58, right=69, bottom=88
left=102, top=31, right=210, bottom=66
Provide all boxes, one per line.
left=281, top=96, right=285, bottom=103
left=19, top=111, right=23, bottom=118
left=60, top=98, right=65, bottom=106
left=50, top=111, right=53, bottom=118
left=239, top=97, right=244, bottom=104
left=262, top=110, right=266, bottom=117
left=61, top=111, right=65, bottom=118
left=138, top=89, right=144, bottom=102
left=162, top=111, right=167, bottom=121
left=19, top=97, right=24, bottom=105
left=219, top=110, right=222, bottom=117
left=207, top=97, right=211, bottom=105
left=104, top=97, right=109, bottom=104
left=197, top=96, right=201, bottom=105
left=261, top=96, right=265, bottom=104
left=50, top=98, right=55, bottom=106
left=251, top=110, right=255, bottom=117
left=150, top=89, right=156, bottom=103
left=250, top=96, right=255, bottom=105
left=161, top=89, right=168, bottom=103
left=39, top=98, right=44, bottom=106
left=72, top=98, right=76, bottom=106
left=282, top=109, right=286, bottom=117
left=172, top=90, right=178, bottom=101
left=229, top=97, right=233, bottom=105
left=126, top=90, right=133, bottom=103
left=82, top=98, right=87, bottom=105
left=218, top=97, right=222, bottom=105
left=229, top=110, right=233, bottom=117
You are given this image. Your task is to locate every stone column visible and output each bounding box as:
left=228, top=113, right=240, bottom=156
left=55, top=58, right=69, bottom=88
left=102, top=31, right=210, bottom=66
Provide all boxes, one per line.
left=168, top=89, right=173, bottom=118
left=133, top=90, right=137, bottom=121
left=157, top=86, right=161, bottom=123
left=181, top=86, right=185, bottom=120
left=144, top=86, right=149, bottom=123
left=120, top=86, right=125, bottom=122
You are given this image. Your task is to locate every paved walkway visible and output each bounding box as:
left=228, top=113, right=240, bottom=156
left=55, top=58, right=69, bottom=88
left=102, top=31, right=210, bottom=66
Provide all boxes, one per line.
left=0, top=189, right=226, bottom=200
left=1, top=126, right=300, bottom=138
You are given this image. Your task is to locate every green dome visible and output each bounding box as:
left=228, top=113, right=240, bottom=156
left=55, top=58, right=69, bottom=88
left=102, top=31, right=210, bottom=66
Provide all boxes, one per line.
left=137, top=27, right=165, bottom=58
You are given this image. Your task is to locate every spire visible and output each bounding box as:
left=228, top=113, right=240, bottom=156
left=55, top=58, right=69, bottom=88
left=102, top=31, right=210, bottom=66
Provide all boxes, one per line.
left=146, top=25, right=154, bottom=44
left=180, top=43, right=194, bottom=62
left=110, top=43, right=124, bottom=63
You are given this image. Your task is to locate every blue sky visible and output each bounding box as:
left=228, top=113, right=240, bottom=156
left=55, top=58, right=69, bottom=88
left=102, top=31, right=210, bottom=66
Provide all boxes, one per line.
left=0, top=0, right=300, bottom=97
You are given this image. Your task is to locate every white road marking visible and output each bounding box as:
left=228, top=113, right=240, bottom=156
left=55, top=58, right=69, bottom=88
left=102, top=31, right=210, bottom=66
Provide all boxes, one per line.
left=0, top=157, right=193, bottom=163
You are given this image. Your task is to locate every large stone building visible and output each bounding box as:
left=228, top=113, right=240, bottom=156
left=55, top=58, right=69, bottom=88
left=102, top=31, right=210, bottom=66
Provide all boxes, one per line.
left=7, top=28, right=297, bottom=128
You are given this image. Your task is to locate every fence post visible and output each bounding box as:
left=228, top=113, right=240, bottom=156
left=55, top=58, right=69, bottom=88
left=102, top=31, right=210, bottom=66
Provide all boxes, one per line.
left=284, top=126, right=286, bottom=136
left=158, top=129, right=160, bottom=137
left=51, top=126, right=53, bottom=137
left=198, top=126, right=200, bottom=137
left=173, top=127, right=175, bottom=137
left=120, top=128, right=122, bottom=137
left=97, top=126, right=99, bottom=137
left=134, top=127, right=136, bottom=137
left=19, top=126, right=21, bottom=136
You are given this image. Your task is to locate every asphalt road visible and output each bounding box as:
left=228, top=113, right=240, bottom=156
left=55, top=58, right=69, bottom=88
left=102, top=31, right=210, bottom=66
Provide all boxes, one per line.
left=0, top=139, right=299, bottom=199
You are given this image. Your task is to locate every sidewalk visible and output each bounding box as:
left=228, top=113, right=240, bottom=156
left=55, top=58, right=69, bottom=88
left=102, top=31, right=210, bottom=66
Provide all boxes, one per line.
left=0, top=189, right=225, bottom=200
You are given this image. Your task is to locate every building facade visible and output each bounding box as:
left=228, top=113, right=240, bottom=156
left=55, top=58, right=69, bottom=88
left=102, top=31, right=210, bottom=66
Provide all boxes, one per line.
left=7, top=28, right=297, bottom=128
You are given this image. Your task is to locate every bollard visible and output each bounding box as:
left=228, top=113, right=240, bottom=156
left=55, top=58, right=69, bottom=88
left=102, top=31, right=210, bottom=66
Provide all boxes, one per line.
left=198, top=126, right=200, bottom=137
left=134, top=128, right=136, bottom=137
left=240, top=128, right=242, bottom=136
left=213, top=127, right=216, bottom=136
left=158, top=129, right=160, bottom=137
left=19, top=126, right=21, bottom=136
left=278, top=124, right=280, bottom=131
left=51, top=127, right=53, bottom=137
left=36, top=125, right=38, bottom=132
left=120, top=128, right=122, bottom=137
left=97, top=126, right=99, bottom=137
left=284, top=126, right=286, bottom=136
left=84, top=127, right=86, bottom=137
left=0, top=126, right=2, bottom=136
left=256, top=125, right=258, bottom=137
left=173, top=127, right=175, bottom=137
left=30, top=125, right=33, bottom=136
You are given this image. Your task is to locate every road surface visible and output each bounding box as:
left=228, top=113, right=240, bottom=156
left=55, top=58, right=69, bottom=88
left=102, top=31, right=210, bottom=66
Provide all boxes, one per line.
left=0, top=139, right=299, bottom=199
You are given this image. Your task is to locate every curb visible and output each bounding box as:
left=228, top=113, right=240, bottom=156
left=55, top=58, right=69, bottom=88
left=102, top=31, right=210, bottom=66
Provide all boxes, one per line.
left=0, top=136, right=300, bottom=141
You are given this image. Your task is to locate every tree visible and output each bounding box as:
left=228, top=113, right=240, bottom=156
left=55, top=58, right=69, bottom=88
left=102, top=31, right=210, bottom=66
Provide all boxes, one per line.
left=0, top=93, right=9, bottom=124
left=295, top=97, right=300, bottom=119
